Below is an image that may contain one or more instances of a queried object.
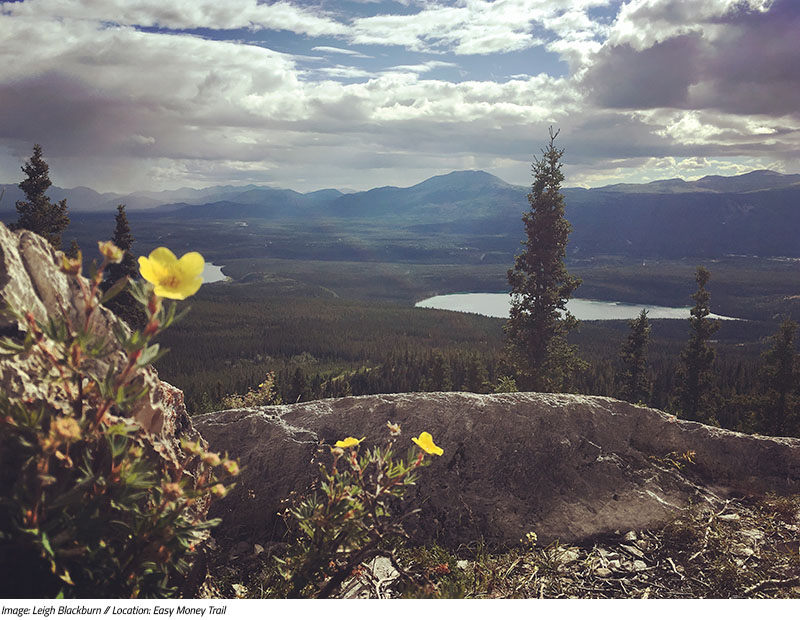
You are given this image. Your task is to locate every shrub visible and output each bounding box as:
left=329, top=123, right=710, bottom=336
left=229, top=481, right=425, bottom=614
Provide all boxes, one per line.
left=0, top=242, right=237, bottom=597
left=277, top=424, right=443, bottom=598
left=220, top=372, right=282, bottom=409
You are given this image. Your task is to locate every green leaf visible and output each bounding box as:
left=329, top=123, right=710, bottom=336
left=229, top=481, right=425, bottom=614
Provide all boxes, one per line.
left=100, top=276, right=130, bottom=304
left=41, top=532, right=55, bottom=557
left=0, top=336, right=26, bottom=353
left=138, top=343, right=165, bottom=368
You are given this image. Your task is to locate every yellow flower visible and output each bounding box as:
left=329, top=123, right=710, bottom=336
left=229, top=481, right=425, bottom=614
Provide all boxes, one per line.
left=60, top=252, right=82, bottom=275
left=98, top=240, right=124, bottom=264
left=335, top=436, right=365, bottom=449
left=51, top=417, right=82, bottom=442
left=138, top=247, right=204, bottom=300
left=412, top=431, right=443, bottom=456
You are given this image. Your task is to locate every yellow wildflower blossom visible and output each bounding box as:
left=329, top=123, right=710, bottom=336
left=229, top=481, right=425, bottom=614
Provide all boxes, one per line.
left=138, top=247, right=204, bottom=300
left=98, top=240, right=124, bottom=264
left=60, top=252, right=82, bottom=275
left=412, top=431, right=443, bottom=456
left=51, top=417, right=82, bottom=442
left=335, top=436, right=365, bottom=449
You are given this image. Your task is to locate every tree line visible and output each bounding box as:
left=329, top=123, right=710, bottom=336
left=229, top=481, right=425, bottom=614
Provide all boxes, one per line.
left=503, top=128, right=799, bottom=436
left=8, top=143, right=800, bottom=438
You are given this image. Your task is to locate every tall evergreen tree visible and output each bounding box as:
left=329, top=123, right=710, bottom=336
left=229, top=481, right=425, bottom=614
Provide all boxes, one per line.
left=619, top=309, right=651, bottom=404
left=102, top=205, right=145, bottom=328
left=65, top=239, right=81, bottom=259
left=505, top=128, right=583, bottom=392
left=758, top=317, right=799, bottom=435
left=464, top=356, right=490, bottom=393
left=105, top=205, right=138, bottom=285
left=12, top=144, right=69, bottom=250
left=290, top=367, right=311, bottom=403
left=428, top=352, right=453, bottom=391
left=677, top=266, right=720, bottom=423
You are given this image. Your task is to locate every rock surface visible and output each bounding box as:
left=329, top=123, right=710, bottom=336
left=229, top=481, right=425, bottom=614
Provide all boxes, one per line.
left=195, top=392, right=800, bottom=547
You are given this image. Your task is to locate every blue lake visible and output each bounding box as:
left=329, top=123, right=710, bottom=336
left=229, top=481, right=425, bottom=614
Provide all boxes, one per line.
left=202, top=263, right=227, bottom=284
left=415, top=293, right=740, bottom=321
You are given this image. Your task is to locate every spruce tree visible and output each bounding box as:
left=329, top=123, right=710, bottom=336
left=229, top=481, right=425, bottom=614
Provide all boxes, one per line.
left=758, top=318, right=799, bottom=435
left=102, top=204, right=145, bottom=328
left=105, top=205, right=137, bottom=286
left=65, top=239, right=81, bottom=259
left=429, top=353, right=453, bottom=391
left=13, top=144, right=69, bottom=250
left=505, top=128, right=583, bottom=392
left=464, top=356, right=490, bottom=393
left=677, top=266, right=720, bottom=423
left=619, top=309, right=651, bottom=404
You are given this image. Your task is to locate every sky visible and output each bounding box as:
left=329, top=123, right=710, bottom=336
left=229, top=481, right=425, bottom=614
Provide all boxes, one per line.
left=0, top=0, right=798, bottom=193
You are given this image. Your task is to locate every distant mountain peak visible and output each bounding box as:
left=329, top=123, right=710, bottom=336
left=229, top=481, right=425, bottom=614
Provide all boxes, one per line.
left=590, top=169, right=800, bottom=194
left=411, top=169, right=513, bottom=191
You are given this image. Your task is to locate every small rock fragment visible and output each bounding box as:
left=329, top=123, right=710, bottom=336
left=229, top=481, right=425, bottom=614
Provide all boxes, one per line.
left=621, top=544, right=645, bottom=559
left=731, top=544, right=755, bottom=558
left=559, top=548, right=580, bottom=566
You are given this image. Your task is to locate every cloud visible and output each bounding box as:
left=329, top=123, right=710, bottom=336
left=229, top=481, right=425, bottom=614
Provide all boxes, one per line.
left=584, top=33, right=705, bottom=109
left=584, top=0, right=800, bottom=118
left=2, top=0, right=349, bottom=36
left=385, top=60, right=458, bottom=74
left=348, top=0, right=548, bottom=55
left=0, top=0, right=798, bottom=192
left=311, top=46, right=373, bottom=58
left=316, top=65, right=376, bottom=79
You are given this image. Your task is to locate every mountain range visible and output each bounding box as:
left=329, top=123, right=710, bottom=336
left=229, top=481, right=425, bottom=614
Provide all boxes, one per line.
left=2, top=169, right=799, bottom=259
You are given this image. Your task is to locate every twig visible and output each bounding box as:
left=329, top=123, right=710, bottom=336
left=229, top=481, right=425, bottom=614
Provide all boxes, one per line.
left=743, top=576, right=800, bottom=596
left=666, top=556, right=684, bottom=580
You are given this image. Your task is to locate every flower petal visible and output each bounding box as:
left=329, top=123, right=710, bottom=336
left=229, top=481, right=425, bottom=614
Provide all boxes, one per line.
left=335, top=436, right=365, bottom=448
left=178, top=251, right=205, bottom=277
left=149, top=247, right=178, bottom=265
left=138, top=256, right=157, bottom=283
left=412, top=431, right=443, bottom=456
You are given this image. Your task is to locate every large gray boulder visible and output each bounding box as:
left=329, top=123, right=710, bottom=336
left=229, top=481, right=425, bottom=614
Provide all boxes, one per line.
left=195, top=392, right=800, bottom=547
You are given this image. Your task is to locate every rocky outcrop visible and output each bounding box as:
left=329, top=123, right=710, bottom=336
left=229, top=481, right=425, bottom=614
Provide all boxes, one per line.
left=0, top=222, right=200, bottom=477
left=195, top=392, right=800, bottom=547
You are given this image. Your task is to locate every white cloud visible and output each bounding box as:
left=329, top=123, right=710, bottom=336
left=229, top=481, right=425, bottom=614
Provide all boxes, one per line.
left=317, top=65, right=376, bottom=79
left=311, top=46, right=373, bottom=58
left=385, top=60, right=458, bottom=74
left=607, top=0, right=772, bottom=50
left=1, top=0, right=349, bottom=36
left=0, top=0, right=798, bottom=192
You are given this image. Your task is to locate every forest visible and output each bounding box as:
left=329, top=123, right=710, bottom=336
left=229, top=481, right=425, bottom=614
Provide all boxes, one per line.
left=150, top=279, right=795, bottom=437
left=4, top=144, right=798, bottom=439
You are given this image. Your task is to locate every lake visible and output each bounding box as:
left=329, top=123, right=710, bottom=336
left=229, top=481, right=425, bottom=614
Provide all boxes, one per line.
left=202, top=263, right=228, bottom=284
left=415, top=293, right=740, bottom=321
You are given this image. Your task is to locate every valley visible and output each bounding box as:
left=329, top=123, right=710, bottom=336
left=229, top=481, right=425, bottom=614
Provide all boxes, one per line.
left=2, top=169, right=798, bottom=427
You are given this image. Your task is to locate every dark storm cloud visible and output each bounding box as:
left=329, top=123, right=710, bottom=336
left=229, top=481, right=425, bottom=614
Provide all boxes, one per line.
left=583, top=0, right=800, bottom=118
left=697, top=0, right=800, bottom=115
left=583, top=34, right=704, bottom=109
